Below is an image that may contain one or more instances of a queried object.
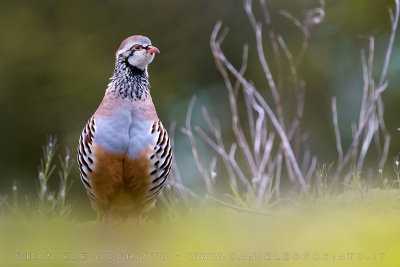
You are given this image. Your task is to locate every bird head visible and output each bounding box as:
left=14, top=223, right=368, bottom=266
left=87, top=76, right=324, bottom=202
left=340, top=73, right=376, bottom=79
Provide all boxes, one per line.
left=116, top=35, right=160, bottom=70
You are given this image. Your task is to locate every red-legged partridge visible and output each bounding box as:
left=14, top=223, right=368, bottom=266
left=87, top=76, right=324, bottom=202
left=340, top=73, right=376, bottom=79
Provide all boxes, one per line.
left=77, top=35, right=172, bottom=221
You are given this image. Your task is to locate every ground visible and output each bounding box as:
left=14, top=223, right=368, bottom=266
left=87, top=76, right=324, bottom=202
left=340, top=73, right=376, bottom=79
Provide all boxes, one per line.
left=1, top=188, right=400, bottom=267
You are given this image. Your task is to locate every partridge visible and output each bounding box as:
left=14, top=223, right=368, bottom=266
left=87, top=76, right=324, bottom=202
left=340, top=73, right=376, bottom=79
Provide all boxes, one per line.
left=77, top=35, right=172, bottom=221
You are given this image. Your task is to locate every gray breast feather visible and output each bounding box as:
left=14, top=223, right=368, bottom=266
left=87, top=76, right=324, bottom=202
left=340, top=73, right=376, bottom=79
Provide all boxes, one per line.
left=94, top=111, right=131, bottom=154
left=127, top=120, right=157, bottom=158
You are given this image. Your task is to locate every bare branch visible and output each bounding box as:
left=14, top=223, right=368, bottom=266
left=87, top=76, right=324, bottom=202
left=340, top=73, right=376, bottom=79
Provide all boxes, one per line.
left=356, top=116, right=378, bottom=173
left=257, top=133, right=275, bottom=178
left=274, top=152, right=283, bottom=197
left=306, top=156, right=318, bottom=183
left=210, top=22, right=258, bottom=178
left=244, top=0, right=285, bottom=127
left=211, top=23, right=308, bottom=191
left=332, top=97, right=343, bottom=166
left=379, top=0, right=399, bottom=86
left=181, top=96, right=214, bottom=193
left=194, top=126, right=250, bottom=187
left=260, top=0, right=284, bottom=90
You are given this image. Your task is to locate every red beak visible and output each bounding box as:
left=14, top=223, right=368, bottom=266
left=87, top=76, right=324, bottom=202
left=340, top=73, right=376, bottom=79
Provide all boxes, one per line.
left=146, top=45, right=160, bottom=54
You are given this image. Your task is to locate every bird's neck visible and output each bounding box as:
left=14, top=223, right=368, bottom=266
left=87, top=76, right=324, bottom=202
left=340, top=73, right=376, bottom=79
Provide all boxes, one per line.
left=109, top=57, right=150, bottom=100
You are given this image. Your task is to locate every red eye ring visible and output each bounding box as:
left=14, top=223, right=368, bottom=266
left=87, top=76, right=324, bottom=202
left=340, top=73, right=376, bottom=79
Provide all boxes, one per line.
left=133, top=45, right=142, bottom=51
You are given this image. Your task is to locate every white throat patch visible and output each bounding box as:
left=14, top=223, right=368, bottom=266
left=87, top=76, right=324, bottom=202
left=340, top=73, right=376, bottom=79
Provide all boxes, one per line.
left=128, top=51, right=155, bottom=70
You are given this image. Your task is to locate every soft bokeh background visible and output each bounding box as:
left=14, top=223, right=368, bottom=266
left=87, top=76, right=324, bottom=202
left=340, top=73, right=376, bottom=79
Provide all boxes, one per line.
left=1, top=0, right=400, bottom=212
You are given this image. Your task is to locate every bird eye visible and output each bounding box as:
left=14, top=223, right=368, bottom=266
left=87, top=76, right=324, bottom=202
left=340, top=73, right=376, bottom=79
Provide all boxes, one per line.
left=133, top=45, right=142, bottom=51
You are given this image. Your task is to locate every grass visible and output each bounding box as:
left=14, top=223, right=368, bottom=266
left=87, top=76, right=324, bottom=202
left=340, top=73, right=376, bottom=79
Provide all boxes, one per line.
left=1, top=138, right=400, bottom=267
left=0, top=137, right=73, bottom=218
left=1, top=187, right=400, bottom=267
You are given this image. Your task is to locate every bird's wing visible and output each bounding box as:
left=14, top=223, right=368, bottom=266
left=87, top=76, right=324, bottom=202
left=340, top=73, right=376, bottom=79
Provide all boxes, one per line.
left=77, top=116, right=96, bottom=201
left=143, top=120, right=173, bottom=205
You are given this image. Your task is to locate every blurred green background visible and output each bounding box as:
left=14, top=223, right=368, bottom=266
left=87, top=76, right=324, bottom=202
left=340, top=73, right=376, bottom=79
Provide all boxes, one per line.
left=1, top=0, right=399, bottom=210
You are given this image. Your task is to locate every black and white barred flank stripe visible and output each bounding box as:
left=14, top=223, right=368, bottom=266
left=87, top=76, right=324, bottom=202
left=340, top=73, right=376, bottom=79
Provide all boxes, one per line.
left=77, top=116, right=96, bottom=200
left=144, top=120, right=173, bottom=204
